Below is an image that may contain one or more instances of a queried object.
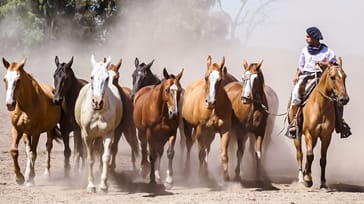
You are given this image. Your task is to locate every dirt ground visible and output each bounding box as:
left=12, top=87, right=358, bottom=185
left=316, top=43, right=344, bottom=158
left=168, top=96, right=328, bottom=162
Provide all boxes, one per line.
left=0, top=110, right=364, bottom=204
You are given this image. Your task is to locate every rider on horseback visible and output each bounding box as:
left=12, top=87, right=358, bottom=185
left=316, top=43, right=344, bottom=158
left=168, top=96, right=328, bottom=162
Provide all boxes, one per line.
left=286, top=26, right=351, bottom=139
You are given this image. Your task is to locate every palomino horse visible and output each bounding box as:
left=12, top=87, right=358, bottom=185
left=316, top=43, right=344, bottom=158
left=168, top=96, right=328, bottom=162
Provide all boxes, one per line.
left=225, top=60, right=269, bottom=181
left=133, top=68, right=183, bottom=186
left=107, top=59, right=139, bottom=170
left=2, top=57, right=62, bottom=185
left=53, top=56, right=88, bottom=174
left=182, top=56, right=232, bottom=181
left=75, top=55, right=122, bottom=193
left=293, top=57, right=349, bottom=189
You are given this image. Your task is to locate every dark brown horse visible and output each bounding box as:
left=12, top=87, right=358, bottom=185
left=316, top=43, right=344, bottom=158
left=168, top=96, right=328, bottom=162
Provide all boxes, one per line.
left=133, top=68, right=183, bottom=186
left=293, top=57, right=349, bottom=189
left=225, top=60, right=269, bottom=181
left=107, top=59, right=139, bottom=170
left=53, top=56, right=88, bottom=175
left=3, top=57, right=62, bottom=185
left=182, top=56, right=232, bottom=181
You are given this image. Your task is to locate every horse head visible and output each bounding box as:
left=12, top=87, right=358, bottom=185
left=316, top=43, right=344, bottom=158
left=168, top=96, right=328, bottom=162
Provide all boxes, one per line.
left=131, top=57, right=155, bottom=100
left=53, top=56, right=74, bottom=105
left=204, top=55, right=225, bottom=108
left=107, top=58, right=122, bottom=86
left=241, top=59, right=264, bottom=104
left=2, top=57, right=26, bottom=111
left=161, top=68, right=184, bottom=119
left=324, top=57, right=349, bottom=106
left=90, top=55, right=111, bottom=110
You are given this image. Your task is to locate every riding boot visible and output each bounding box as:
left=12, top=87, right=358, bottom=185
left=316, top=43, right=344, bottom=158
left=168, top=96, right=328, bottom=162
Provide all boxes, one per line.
left=286, top=104, right=300, bottom=139
left=334, top=104, right=352, bottom=138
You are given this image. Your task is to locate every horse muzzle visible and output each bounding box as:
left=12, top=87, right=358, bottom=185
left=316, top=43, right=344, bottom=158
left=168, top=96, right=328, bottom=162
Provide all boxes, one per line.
left=53, top=96, right=63, bottom=105
left=337, top=95, right=349, bottom=106
left=6, top=101, right=16, bottom=111
left=92, top=98, right=103, bottom=110
left=205, top=98, right=216, bottom=108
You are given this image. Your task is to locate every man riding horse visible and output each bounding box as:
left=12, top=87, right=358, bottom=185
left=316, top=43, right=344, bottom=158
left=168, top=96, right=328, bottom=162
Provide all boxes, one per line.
left=286, top=26, right=351, bottom=139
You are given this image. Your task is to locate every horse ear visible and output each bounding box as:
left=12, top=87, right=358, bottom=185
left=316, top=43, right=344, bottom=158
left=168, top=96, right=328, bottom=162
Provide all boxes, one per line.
left=105, top=56, right=111, bottom=67
left=3, top=57, right=10, bottom=69
left=223, top=66, right=228, bottom=74
left=220, top=56, right=225, bottom=69
left=257, top=59, right=264, bottom=70
left=135, top=57, right=139, bottom=68
left=163, top=67, right=169, bottom=79
left=116, top=58, right=122, bottom=70
left=147, top=59, right=154, bottom=69
left=176, top=68, right=184, bottom=81
left=243, top=59, right=248, bottom=70
left=55, top=56, right=60, bottom=66
left=67, top=56, right=73, bottom=67
left=19, top=58, right=26, bottom=69
left=207, top=55, right=212, bottom=69
left=91, top=55, right=96, bottom=67
left=337, top=57, right=342, bottom=67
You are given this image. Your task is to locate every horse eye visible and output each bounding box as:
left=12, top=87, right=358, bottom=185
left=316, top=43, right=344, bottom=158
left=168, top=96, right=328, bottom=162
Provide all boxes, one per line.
left=331, top=76, right=336, bottom=80
left=91, top=76, right=94, bottom=80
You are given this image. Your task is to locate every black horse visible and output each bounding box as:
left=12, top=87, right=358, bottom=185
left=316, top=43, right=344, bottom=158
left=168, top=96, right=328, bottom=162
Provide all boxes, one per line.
left=53, top=56, right=88, bottom=176
left=131, top=58, right=161, bottom=100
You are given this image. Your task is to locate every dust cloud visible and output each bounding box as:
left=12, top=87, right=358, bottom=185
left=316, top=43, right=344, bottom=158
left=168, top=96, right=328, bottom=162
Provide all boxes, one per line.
left=0, top=0, right=363, bottom=190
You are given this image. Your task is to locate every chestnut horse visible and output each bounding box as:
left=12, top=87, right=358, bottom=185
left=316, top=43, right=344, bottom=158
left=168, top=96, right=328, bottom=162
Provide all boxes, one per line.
left=225, top=60, right=270, bottom=181
left=293, top=57, right=349, bottom=189
left=133, top=68, right=183, bottom=186
left=2, top=57, right=62, bottom=185
left=182, top=56, right=232, bottom=181
left=53, top=56, right=88, bottom=174
left=107, top=59, right=139, bottom=170
left=75, top=55, right=122, bottom=193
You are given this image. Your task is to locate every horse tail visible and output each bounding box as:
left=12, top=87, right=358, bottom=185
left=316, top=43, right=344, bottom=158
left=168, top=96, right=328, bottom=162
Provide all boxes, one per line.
left=52, top=125, right=63, bottom=143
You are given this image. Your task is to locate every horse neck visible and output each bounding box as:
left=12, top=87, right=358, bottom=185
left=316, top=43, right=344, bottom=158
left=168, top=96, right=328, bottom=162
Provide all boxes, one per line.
left=151, top=83, right=167, bottom=115
left=16, top=70, right=42, bottom=111
left=150, top=74, right=161, bottom=85
left=311, top=70, right=332, bottom=106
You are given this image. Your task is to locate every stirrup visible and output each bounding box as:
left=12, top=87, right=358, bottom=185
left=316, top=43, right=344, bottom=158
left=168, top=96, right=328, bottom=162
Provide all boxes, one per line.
left=285, top=120, right=298, bottom=139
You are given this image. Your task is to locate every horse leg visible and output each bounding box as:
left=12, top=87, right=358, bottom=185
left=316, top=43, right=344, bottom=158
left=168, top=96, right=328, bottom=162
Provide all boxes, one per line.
left=110, top=126, right=122, bottom=172
left=99, top=134, right=113, bottom=193
left=319, top=135, right=332, bottom=189
left=11, top=128, right=24, bottom=185
left=149, top=145, right=157, bottom=184
left=122, top=125, right=139, bottom=171
left=138, top=129, right=149, bottom=178
left=84, top=136, right=96, bottom=193
left=235, top=135, right=244, bottom=181
left=73, top=128, right=84, bottom=172
left=196, top=127, right=208, bottom=178
left=154, top=147, right=163, bottom=184
left=166, top=135, right=176, bottom=188
left=252, top=129, right=266, bottom=182
left=25, top=134, right=40, bottom=186
left=44, top=130, right=56, bottom=177
left=294, top=135, right=304, bottom=183
left=183, top=120, right=194, bottom=172
left=303, top=134, right=318, bottom=187
left=220, top=131, right=230, bottom=181
left=61, top=127, right=71, bottom=177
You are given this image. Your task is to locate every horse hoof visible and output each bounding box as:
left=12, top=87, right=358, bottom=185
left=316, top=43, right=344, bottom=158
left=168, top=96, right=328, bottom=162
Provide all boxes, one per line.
left=99, top=187, right=108, bottom=193
left=223, top=174, right=230, bottom=182
left=25, top=180, right=35, bottom=187
left=320, top=183, right=328, bottom=190
left=149, top=180, right=157, bottom=185
left=234, top=175, right=241, bottom=182
left=16, top=175, right=25, bottom=185
left=87, top=186, right=96, bottom=193
left=164, top=181, right=173, bottom=189
left=44, top=170, right=50, bottom=177
left=304, top=179, right=313, bottom=188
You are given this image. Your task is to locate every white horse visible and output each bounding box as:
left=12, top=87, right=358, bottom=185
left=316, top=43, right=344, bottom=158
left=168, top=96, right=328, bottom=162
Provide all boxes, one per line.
left=75, top=55, right=123, bottom=193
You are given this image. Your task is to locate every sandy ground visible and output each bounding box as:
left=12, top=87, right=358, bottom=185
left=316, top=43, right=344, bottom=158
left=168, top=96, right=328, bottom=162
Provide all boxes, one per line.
left=0, top=109, right=364, bottom=204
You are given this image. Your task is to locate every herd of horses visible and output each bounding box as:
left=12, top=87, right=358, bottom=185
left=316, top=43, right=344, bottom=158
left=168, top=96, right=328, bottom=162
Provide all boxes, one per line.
left=2, top=55, right=349, bottom=193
